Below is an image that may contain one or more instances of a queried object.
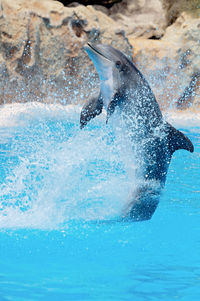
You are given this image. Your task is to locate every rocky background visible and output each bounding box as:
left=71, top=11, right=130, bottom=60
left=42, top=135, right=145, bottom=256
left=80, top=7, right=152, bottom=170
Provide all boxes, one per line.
left=0, top=0, right=199, bottom=110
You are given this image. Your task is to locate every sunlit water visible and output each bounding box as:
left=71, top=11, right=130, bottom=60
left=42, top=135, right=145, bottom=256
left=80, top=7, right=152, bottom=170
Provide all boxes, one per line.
left=0, top=103, right=199, bottom=301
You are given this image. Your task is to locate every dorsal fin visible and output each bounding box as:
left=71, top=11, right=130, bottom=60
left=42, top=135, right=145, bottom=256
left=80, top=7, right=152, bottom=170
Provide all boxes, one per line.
left=167, top=123, right=194, bottom=154
left=80, top=94, right=103, bottom=129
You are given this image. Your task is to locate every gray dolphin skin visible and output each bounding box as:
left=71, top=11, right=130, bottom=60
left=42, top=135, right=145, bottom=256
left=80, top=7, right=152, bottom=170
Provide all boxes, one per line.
left=80, top=43, right=194, bottom=221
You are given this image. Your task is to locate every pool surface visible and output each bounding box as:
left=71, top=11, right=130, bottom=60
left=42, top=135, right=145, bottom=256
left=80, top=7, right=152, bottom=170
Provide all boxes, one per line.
left=0, top=103, right=199, bottom=300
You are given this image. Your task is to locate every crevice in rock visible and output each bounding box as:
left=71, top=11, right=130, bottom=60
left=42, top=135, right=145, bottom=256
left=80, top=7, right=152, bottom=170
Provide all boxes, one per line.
left=59, top=0, right=122, bottom=9
left=1, top=31, right=12, bottom=39
left=21, top=39, right=32, bottom=65
left=70, top=15, right=87, bottom=38
left=2, top=43, right=19, bottom=60
left=167, top=14, right=179, bottom=27
left=148, top=35, right=162, bottom=40
left=43, top=17, right=50, bottom=28
left=15, top=15, right=41, bottom=77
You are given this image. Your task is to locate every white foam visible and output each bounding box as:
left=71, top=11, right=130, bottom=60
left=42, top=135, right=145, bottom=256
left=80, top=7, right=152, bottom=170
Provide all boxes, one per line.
left=0, top=103, right=199, bottom=229
left=0, top=103, right=81, bottom=127
left=0, top=102, right=134, bottom=229
left=164, top=110, right=200, bottom=129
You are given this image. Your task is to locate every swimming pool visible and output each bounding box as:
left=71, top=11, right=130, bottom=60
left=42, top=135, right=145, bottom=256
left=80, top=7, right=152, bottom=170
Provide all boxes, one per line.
left=0, top=103, right=199, bottom=300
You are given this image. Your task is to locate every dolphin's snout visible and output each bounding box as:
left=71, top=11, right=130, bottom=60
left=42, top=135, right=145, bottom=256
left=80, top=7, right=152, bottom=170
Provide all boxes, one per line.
left=84, top=42, right=94, bottom=51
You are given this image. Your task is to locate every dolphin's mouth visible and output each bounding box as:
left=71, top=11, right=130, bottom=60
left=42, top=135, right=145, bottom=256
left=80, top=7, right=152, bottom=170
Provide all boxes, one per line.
left=84, top=42, right=114, bottom=83
left=86, top=43, right=110, bottom=61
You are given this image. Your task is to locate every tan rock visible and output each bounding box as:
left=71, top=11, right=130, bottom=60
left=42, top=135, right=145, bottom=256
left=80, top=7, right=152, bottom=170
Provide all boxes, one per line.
left=129, top=9, right=200, bottom=111
left=110, top=0, right=167, bottom=39
left=0, top=0, right=199, bottom=111
left=163, top=0, right=200, bottom=25
left=0, top=0, right=131, bottom=104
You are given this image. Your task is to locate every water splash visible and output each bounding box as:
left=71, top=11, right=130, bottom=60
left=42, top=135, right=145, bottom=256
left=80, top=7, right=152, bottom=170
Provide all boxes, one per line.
left=0, top=103, right=199, bottom=230
left=0, top=103, right=137, bottom=229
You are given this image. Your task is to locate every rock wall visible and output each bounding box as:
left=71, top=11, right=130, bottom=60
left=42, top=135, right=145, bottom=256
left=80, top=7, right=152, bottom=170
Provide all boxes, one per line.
left=0, top=0, right=131, bottom=104
left=109, top=0, right=167, bottom=39
left=0, top=0, right=199, bottom=110
left=127, top=1, right=200, bottom=110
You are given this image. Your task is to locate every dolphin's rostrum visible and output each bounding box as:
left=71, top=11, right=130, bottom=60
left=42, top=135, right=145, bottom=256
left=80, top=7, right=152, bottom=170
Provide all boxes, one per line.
left=80, top=43, right=194, bottom=221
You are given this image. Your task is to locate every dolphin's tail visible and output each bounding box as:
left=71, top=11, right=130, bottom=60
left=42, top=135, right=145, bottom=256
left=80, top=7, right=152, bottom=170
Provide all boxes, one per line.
left=166, top=123, right=194, bottom=154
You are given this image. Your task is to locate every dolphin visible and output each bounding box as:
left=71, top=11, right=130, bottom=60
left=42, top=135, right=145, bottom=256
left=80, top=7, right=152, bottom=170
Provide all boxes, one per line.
left=80, top=43, right=194, bottom=221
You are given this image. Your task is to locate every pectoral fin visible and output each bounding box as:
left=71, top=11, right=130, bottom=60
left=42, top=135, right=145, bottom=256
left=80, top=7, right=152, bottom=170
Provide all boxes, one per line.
left=80, top=94, right=103, bottom=129
left=106, top=92, right=124, bottom=123
left=167, top=123, right=194, bottom=154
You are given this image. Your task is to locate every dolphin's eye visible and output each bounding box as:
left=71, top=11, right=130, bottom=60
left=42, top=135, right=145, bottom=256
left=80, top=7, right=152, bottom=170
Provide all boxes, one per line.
left=115, top=61, right=121, bottom=69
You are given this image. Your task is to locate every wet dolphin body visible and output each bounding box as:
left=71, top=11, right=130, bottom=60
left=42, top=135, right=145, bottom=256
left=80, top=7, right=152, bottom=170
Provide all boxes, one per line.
left=80, top=43, right=194, bottom=221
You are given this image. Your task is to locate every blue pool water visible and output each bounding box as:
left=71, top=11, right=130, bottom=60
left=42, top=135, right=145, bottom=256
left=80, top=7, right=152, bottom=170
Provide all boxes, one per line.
left=0, top=103, right=199, bottom=300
